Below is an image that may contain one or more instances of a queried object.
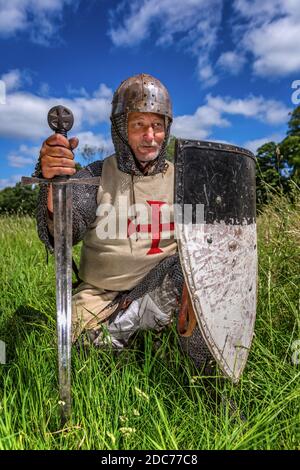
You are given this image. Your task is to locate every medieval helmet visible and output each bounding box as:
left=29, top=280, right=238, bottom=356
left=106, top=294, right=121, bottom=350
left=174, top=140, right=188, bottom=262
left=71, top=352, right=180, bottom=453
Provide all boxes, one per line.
left=110, top=73, right=173, bottom=176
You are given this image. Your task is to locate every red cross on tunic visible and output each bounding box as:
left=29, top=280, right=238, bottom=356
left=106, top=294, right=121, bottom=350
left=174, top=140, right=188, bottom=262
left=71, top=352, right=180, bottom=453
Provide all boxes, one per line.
left=127, top=200, right=174, bottom=255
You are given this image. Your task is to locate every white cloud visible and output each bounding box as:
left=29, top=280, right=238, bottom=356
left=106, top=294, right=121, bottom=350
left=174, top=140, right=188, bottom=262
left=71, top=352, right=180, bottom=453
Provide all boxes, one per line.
left=67, top=85, right=89, bottom=98
left=8, top=155, right=35, bottom=168
left=232, top=0, right=300, bottom=77
left=109, top=0, right=300, bottom=84
left=172, top=117, right=209, bottom=141
left=172, top=94, right=290, bottom=140
left=0, top=92, right=54, bottom=139
left=1, top=69, right=22, bottom=92
left=76, top=131, right=114, bottom=157
left=109, top=0, right=222, bottom=87
left=7, top=144, right=40, bottom=167
left=0, top=0, right=76, bottom=44
left=0, top=83, right=113, bottom=140
left=0, top=68, right=32, bottom=93
left=109, top=0, right=219, bottom=47
left=216, top=51, right=246, bottom=75
left=19, top=143, right=40, bottom=156
left=244, top=133, right=285, bottom=153
left=93, top=84, right=113, bottom=99
left=197, top=61, right=218, bottom=88
left=0, top=174, right=23, bottom=189
left=38, top=82, right=50, bottom=97
left=205, top=95, right=290, bottom=125
left=246, top=18, right=300, bottom=77
left=172, top=104, right=230, bottom=139
left=233, top=0, right=300, bottom=20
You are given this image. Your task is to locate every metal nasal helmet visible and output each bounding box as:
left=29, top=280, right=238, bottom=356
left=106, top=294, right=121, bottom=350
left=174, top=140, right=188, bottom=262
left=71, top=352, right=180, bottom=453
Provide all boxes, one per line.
left=111, top=73, right=173, bottom=122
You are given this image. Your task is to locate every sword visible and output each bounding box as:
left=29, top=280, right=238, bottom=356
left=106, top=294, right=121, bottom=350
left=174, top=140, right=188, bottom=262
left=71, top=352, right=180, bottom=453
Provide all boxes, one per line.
left=21, top=105, right=100, bottom=425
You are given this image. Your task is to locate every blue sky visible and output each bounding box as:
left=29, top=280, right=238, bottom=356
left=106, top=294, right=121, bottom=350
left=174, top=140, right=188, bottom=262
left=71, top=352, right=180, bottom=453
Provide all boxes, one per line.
left=0, top=0, right=299, bottom=188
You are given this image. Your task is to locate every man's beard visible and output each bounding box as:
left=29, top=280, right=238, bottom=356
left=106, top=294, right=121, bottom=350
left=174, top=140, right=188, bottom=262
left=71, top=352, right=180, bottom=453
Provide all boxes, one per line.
left=136, top=143, right=160, bottom=162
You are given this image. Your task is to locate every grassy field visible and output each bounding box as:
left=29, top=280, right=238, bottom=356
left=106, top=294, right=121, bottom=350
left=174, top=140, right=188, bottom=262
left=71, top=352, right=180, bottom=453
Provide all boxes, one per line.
left=0, top=193, right=299, bottom=450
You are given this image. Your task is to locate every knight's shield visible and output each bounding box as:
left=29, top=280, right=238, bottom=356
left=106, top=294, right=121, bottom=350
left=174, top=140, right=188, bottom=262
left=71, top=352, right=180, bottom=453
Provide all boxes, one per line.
left=175, top=139, right=257, bottom=383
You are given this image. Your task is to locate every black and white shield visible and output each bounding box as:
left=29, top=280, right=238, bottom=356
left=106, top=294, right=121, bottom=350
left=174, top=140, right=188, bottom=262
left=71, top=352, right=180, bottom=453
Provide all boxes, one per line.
left=175, top=139, right=257, bottom=383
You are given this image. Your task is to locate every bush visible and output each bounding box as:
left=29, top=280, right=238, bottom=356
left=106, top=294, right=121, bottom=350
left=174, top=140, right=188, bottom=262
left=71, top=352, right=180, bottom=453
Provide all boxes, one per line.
left=0, top=183, right=39, bottom=216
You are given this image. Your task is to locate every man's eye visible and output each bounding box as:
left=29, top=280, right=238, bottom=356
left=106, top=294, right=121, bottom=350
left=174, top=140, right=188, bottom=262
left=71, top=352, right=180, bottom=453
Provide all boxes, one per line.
left=154, top=123, right=163, bottom=129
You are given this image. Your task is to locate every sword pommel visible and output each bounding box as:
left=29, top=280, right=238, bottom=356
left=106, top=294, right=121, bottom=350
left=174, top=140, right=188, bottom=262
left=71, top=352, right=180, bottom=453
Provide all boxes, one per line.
left=48, top=105, right=74, bottom=138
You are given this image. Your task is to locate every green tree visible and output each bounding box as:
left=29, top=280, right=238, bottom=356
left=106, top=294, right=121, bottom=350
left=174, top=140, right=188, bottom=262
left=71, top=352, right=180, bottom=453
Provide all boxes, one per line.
left=279, top=106, right=300, bottom=183
left=0, top=182, right=39, bottom=216
left=80, top=145, right=106, bottom=165
left=166, top=135, right=176, bottom=162
left=256, top=105, right=300, bottom=207
left=256, top=142, right=286, bottom=206
left=287, top=105, right=300, bottom=136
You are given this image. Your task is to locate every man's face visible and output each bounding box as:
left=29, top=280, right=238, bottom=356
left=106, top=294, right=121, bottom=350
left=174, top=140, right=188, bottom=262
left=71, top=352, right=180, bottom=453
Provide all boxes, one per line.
left=127, top=112, right=165, bottom=165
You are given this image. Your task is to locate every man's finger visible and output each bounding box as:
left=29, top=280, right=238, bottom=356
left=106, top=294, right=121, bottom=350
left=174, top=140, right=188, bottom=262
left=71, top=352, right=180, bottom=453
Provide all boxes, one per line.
left=45, top=167, right=76, bottom=178
left=46, top=133, right=70, bottom=147
left=69, top=137, right=79, bottom=150
left=46, top=157, right=76, bottom=168
left=42, top=146, right=74, bottom=159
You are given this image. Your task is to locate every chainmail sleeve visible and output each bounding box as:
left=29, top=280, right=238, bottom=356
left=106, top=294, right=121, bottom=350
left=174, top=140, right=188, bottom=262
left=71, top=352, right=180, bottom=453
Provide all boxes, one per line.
left=34, top=160, right=103, bottom=254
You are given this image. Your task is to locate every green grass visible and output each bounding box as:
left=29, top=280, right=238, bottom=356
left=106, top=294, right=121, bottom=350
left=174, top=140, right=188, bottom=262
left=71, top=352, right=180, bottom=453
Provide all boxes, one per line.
left=0, top=194, right=299, bottom=450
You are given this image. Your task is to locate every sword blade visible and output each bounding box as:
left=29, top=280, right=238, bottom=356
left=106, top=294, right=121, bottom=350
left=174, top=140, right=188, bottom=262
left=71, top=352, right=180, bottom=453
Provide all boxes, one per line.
left=21, top=175, right=100, bottom=186
left=53, top=182, right=73, bottom=424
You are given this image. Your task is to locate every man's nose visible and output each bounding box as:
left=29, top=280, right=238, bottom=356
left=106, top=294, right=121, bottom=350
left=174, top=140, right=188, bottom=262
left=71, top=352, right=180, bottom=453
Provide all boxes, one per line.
left=143, top=126, right=155, bottom=141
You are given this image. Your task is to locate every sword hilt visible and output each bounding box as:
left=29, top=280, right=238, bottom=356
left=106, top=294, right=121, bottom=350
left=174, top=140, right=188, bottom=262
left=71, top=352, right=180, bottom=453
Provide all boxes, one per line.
left=47, top=106, right=75, bottom=183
